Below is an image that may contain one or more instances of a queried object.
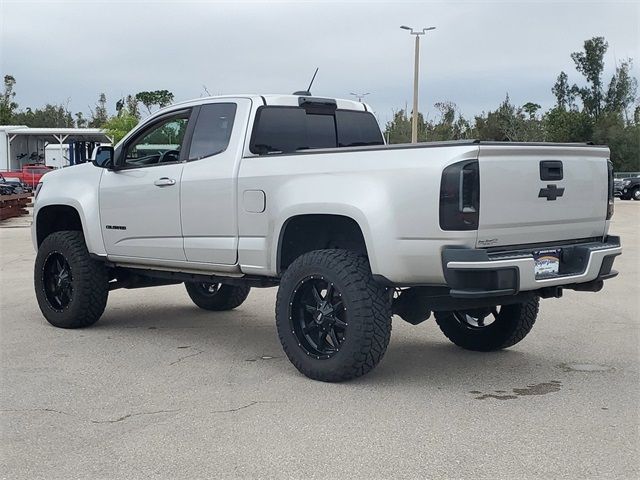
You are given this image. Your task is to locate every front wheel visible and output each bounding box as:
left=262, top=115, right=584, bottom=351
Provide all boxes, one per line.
left=632, top=188, right=640, bottom=201
left=184, top=282, right=250, bottom=311
left=276, top=249, right=392, bottom=382
left=34, top=231, right=109, bottom=328
left=434, top=297, right=539, bottom=351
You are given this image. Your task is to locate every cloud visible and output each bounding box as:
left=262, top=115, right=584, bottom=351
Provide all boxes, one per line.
left=1, top=0, right=638, bottom=125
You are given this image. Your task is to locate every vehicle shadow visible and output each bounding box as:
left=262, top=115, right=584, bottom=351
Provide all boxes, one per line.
left=92, top=302, right=559, bottom=389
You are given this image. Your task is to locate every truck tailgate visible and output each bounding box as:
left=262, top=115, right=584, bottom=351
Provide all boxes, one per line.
left=476, top=144, right=609, bottom=248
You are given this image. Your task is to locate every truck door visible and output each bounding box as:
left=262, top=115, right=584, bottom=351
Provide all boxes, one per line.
left=99, top=109, right=192, bottom=261
left=180, top=98, right=252, bottom=265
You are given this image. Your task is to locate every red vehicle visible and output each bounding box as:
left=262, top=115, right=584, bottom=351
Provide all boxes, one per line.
left=0, top=164, right=53, bottom=188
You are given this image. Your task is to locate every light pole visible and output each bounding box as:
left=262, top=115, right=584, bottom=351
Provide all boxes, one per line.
left=350, top=92, right=370, bottom=102
left=400, top=25, right=435, bottom=143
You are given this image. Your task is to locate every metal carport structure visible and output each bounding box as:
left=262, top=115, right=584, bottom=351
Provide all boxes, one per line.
left=0, top=126, right=113, bottom=171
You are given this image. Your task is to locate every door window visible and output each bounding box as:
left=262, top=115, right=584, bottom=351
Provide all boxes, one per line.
left=122, top=112, right=189, bottom=167
left=188, top=103, right=237, bottom=160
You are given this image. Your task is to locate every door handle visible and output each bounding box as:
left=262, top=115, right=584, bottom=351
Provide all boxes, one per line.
left=540, top=161, right=563, bottom=181
left=154, top=177, right=176, bottom=187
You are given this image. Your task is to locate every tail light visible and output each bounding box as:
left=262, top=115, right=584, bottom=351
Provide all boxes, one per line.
left=606, top=161, right=614, bottom=220
left=440, top=160, right=480, bottom=230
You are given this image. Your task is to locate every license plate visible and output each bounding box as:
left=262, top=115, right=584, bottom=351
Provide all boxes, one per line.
left=534, top=249, right=561, bottom=278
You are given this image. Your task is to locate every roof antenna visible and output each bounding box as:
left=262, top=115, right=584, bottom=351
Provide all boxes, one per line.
left=293, top=67, right=318, bottom=96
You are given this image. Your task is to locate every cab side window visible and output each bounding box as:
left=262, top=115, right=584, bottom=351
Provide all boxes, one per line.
left=188, top=103, right=237, bottom=160
left=122, top=112, right=189, bottom=168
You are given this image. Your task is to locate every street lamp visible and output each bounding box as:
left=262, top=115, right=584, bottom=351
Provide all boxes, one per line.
left=350, top=92, right=370, bottom=102
left=400, top=25, right=436, bottom=143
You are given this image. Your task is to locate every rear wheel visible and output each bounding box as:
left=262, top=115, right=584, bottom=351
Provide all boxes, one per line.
left=276, top=249, right=392, bottom=382
left=184, top=282, right=250, bottom=311
left=632, top=187, right=640, bottom=201
left=434, top=297, right=539, bottom=351
left=34, top=231, right=109, bottom=328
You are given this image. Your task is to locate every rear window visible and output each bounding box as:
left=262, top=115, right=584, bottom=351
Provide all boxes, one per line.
left=250, top=106, right=383, bottom=154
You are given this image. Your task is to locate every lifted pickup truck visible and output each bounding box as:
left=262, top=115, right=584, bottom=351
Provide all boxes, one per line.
left=32, top=94, right=622, bottom=382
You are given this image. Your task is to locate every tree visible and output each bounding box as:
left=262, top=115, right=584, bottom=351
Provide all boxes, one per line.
left=384, top=109, right=412, bottom=144
left=543, top=108, right=592, bottom=143
left=552, top=72, right=576, bottom=110
left=604, top=59, right=638, bottom=120
left=426, top=102, right=472, bottom=141
left=89, top=93, right=109, bottom=127
left=12, top=104, right=74, bottom=127
left=126, top=95, right=140, bottom=119
left=102, top=111, right=139, bottom=143
left=0, top=75, right=18, bottom=124
left=115, top=94, right=141, bottom=120
left=75, top=111, right=87, bottom=128
left=571, top=37, right=608, bottom=118
left=135, top=90, right=174, bottom=115
left=474, top=94, right=524, bottom=141
left=593, top=113, right=640, bottom=171
left=522, top=102, right=542, bottom=119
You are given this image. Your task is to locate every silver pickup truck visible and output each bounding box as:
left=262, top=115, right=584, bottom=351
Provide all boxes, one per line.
left=32, top=94, right=622, bottom=382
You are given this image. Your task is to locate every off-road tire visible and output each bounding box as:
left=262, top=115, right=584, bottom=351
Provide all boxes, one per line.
left=34, top=231, right=109, bottom=328
left=276, top=249, right=392, bottom=382
left=434, top=297, right=540, bottom=351
left=184, top=282, right=251, bottom=311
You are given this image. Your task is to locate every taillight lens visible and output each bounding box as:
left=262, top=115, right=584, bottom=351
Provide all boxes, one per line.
left=440, top=160, right=480, bottom=230
left=606, top=161, right=614, bottom=220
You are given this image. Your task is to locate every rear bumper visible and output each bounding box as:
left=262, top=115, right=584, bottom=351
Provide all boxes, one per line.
left=442, top=236, right=621, bottom=298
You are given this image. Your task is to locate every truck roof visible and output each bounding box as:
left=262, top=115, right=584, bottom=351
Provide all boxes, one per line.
left=167, top=94, right=370, bottom=113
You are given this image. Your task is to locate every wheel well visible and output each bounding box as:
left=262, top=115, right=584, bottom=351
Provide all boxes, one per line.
left=278, top=214, right=368, bottom=273
left=36, top=205, right=83, bottom=246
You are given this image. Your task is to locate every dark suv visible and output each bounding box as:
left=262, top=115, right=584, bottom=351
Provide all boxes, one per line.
left=617, top=175, right=640, bottom=201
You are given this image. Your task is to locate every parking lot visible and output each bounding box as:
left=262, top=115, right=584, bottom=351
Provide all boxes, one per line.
left=0, top=202, right=638, bottom=479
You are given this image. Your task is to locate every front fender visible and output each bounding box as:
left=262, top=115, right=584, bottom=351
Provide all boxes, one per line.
left=32, top=164, right=106, bottom=256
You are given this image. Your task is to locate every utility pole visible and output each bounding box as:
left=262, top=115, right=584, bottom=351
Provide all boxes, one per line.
left=400, top=25, right=436, bottom=143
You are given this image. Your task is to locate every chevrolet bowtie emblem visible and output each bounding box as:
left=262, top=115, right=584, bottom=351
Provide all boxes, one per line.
left=538, top=184, right=565, bottom=201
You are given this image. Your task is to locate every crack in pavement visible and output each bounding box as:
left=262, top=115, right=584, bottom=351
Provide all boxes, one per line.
left=1, top=407, right=179, bottom=425
left=91, top=409, right=180, bottom=424
left=211, top=400, right=280, bottom=414
left=2, top=400, right=280, bottom=422
left=0, top=407, right=72, bottom=416
left=169, top=348, right=204, bottom=366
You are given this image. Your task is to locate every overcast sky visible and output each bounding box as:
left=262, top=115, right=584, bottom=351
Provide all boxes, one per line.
left=1, top=0, right=638, bottom=125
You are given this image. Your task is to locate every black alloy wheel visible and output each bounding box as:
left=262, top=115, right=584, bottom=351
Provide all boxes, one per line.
left=452, top=306, right=500, bottom=329
left=275, top=249, right=392, bottom=382
left=43, top=252, right=74, bottom=311
left=289, top=276, right=348, bottom=359
left=199, top=283, right=221, bottom=296
left=34, top=230, right=109, bottom=329
left=184, top=281, right=251, bottom=311
left=434, top=297, right=539, bottom=351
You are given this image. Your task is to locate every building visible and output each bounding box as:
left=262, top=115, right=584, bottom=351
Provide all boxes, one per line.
left=0, top=126, right=113, bottom=171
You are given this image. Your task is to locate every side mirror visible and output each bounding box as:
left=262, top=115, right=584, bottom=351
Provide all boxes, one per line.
left=92, top=146, right=115, bottom=169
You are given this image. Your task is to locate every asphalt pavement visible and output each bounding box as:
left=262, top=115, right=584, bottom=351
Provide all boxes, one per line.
left=1, top=202, right=638, bottom=479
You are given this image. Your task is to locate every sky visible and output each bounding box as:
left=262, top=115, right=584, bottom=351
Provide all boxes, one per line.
left=1, top=0, right=638, bottom=126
